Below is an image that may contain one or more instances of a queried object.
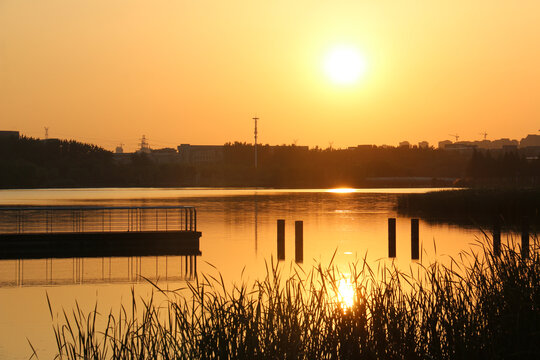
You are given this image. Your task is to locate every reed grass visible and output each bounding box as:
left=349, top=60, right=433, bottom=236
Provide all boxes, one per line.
left=397, top=188, right=540, bottom=228
left=46, top=242, right=539, bottom=359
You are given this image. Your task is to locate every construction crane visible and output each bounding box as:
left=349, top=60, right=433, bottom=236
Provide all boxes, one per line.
left=449, top=134, right=459, bottom=142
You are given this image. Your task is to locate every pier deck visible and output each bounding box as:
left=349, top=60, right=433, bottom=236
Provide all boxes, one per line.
left=0, top=206, right=201, bottom=259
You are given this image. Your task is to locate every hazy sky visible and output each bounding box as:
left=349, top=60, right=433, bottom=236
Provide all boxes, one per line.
left=1, top=1, right=539, bottom=151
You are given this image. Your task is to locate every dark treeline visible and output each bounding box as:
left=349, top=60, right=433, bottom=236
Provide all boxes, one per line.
left=220, top=142, right=468, bottom=187
left=397, top=188, right=540, bottom=229
left=204, top=142, right=540, bottom=187
left=2, top=137, right=540, bottom=188
left=0, top=136, right=195, bottom=188
left=396, top=150, right=540, bottom=228
left=463, top=149, right=540, bottom=187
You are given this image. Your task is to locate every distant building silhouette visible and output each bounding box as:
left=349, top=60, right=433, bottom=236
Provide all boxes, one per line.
left=399, top=141, right=410, bottom=148
left=418, top=141, right=429, bottom=149
left=0, top=131, right=19, bottom=139
left=177, top=144, right=224, bottom=164
left=152, top=148, right=177, bottom=154
left=354, top=145, right=376, bottom=150
left=444, top=142, right=477, bottom=154
left=519, top=134, right=540, bottom=156
left=489, top=138, right=519, bottom=149
left=439, top=137, right=520, bottom=152
left=520, top=134, right=540, bottom=147
left=438, top=140, right=452, bottom=149
left=151, top=147, right=181, bottom=163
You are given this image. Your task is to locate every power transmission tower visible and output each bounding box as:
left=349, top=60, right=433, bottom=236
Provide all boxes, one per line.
left=139, top=135, right=150, bottom=152
left=116, top=143, right=124, bottom=154
left=449, top=134, right=459, bottom=142
left=44, top=127, right=49, bottom=140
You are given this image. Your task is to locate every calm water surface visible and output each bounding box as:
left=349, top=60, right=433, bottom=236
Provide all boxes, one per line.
left=0, top=188, right=487, bottom=359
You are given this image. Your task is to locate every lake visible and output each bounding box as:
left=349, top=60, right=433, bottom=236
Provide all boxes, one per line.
left=0, top=188, right=491, bottom=359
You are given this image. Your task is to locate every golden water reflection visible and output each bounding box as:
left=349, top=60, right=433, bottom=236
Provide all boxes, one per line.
left=0, top=188, right=506, bottom=359
left=337, top=277, right=355, bottom=310
left=327, top=188, right=357, bottom=193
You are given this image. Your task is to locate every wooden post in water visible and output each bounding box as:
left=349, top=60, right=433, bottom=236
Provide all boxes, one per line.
left=388, top=218, right=396, bottom=258
left=295, top=220, right=303, bottom=263
left=411, top=218, right=419, bottom=260
left=521, top=218, right=529, bottom=259
left=277, top=219, right=285, bottom=260
left=493, top=218, right=501, bottom=257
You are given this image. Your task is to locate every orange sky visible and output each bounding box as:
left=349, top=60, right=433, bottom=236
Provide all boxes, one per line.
left=1, top=1, right=539, bottom=151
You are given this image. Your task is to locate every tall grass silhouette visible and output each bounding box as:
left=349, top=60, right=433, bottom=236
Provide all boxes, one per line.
left=47, top=241, right=539, bottom=359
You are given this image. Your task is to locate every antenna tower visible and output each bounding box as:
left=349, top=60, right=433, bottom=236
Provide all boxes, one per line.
left=449, top=134, right=459, bottom=142
left=44, top=127, right=49, bottom=140
left=480, top=132, right=488, bottom=140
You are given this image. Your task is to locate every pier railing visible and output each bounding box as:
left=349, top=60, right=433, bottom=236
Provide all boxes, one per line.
left=0, top=206, right=197, bottom=234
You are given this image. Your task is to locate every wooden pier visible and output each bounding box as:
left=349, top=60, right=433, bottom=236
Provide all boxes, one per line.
left=0, top=206, right=201, bottom=260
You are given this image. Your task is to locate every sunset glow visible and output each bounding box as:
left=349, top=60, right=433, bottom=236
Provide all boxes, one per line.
left=1, top=1, right=538, bottom=149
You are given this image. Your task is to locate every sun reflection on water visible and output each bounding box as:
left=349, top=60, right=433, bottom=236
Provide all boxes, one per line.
left=327, top=188, right=356, bottom=193
left=337, top=278, right=355, bottom=309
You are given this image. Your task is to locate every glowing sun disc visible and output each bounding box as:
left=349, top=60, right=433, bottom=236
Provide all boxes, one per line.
left=324, top=46, right=366, bottom=85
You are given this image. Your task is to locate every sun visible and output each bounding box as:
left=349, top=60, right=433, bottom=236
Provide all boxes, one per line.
left=324, top=45, right=367, bottom=85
